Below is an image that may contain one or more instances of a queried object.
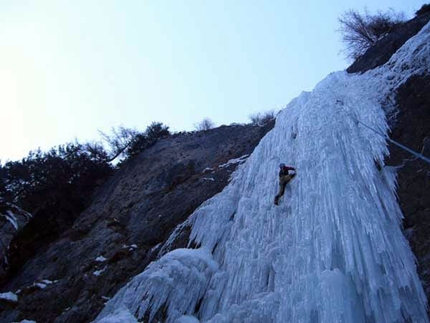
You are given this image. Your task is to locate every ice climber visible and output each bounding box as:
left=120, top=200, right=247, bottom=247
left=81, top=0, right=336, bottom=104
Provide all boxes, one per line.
left=274, top=163, right=296, bottom=205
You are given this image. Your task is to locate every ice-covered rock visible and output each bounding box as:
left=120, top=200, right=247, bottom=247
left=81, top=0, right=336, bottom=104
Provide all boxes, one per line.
left=96, top=248, right=218, bottom=322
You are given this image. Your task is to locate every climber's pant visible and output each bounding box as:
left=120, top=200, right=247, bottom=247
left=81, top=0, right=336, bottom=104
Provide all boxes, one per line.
left=276, top=174, right=293, bottom=198
left=274, top=173, right=296, bottom=205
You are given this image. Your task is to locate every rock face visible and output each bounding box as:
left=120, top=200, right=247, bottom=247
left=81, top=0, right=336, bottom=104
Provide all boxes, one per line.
left=0, top=123, right=273, bottom=323
left=387, top=75, right=430, bottom=295
left=347, top=12, right=430, bottom=74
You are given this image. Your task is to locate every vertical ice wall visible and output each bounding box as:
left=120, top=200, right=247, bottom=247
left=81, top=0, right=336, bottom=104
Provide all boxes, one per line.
left=95, top=22, right=430, bottom=323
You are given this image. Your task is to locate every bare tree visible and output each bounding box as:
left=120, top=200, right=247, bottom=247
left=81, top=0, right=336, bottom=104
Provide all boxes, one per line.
left=98, top=123, right=171, bottom=164
left=194, top=118, right=215, bottom=131
left=338, top=9, right=405, bottom=60
left=125, top=122, right=170, bottom=158
left=249, top=110, right=275, bottom=126
left=99, top=126, right=139, bottom=162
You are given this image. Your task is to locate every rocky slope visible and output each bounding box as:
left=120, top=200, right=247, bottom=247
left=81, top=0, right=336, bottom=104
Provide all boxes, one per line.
left=0, top=123, right=273, bottom=323
left=387, top=75, right=430, bottom=296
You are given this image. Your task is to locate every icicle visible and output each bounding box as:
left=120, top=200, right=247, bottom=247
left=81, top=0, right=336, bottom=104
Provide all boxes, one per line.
left=96, top=248, right=218, bottom=323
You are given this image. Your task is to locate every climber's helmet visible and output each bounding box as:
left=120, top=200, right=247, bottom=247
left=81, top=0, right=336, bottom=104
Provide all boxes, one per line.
left=279, top=163, right=285, bottom=168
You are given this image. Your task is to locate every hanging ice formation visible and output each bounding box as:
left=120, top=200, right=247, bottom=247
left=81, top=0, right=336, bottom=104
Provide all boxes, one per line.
left=94, top=22, right=430, bottom=323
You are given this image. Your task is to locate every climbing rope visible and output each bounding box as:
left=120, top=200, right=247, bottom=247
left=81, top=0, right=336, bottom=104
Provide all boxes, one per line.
left=335, top=99, right=430, bottom=164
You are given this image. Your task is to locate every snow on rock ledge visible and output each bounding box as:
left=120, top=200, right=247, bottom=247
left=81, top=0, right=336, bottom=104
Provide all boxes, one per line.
left=0, top=291, right=18, bottom=303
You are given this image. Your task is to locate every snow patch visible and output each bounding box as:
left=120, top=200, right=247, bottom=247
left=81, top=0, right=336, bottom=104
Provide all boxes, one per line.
left=0, top=291, right=18, bottom=302
left=218, top=154, right=249, bottom=169
left=95, top=256, right=107, bottom=262
left=7, top=203, right=32, bottom=219
left=35, top=282, right=48, bottom=289
left=30, top=279, right=56, bottom=290
left=93, top=266, right=107, bottom=276
left=150, top=243, right=162, bottom=252
left=3, top=211, right=18, bottom=230
left=122, top=244, right=137, bottom=251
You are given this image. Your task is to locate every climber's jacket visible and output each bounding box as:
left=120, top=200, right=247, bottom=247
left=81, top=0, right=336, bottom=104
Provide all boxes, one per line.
left=279, top=165, right=295, bottom=178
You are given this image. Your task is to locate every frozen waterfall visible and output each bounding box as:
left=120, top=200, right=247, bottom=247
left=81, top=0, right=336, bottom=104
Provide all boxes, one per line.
left=94, top=22, right=430, bottom=323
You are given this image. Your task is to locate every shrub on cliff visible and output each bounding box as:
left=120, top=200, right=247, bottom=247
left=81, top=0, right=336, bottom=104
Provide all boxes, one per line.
left=0, top=143, right=113, bottom=218
left=0, top=121, right=171, bottom=212
left=100, top=122, right=171, bottom=163
left=338, top=9, right=406, bottom=60
left=249, top=110, right=275, bottom=126
left=126, top=122, right=170, bottom=158
left=194, top=118, right=215, bottom=131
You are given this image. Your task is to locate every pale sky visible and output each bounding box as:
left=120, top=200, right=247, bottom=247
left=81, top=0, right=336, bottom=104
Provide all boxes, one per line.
left=0, top=0, right=426, bottom=161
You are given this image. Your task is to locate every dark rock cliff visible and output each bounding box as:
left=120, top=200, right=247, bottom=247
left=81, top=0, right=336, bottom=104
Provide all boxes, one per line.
left=388, top=75, right=430, bottom=296
left=0, top=123, right=273, bottom=323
